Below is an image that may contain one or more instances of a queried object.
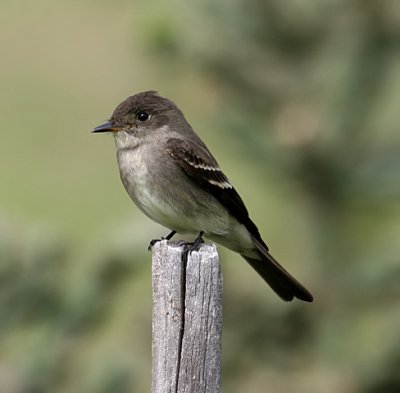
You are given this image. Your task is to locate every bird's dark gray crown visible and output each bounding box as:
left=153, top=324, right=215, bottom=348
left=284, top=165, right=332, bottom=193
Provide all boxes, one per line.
left=110, top=91, right=177, bottom=123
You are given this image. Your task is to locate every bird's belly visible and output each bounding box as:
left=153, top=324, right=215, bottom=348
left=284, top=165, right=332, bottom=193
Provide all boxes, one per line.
left=118, top=150, right=169, bottom=222
left=117, top=147, right=229, bottom=235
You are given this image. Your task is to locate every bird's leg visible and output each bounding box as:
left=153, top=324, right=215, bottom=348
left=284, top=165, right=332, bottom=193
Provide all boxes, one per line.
left=182, top=231, right=205, bottom=258
left=148, top=230, right=177, bottom=251
left=191, top=231, right=205, bottom=251
left=164, top=230, right=177, bottom=240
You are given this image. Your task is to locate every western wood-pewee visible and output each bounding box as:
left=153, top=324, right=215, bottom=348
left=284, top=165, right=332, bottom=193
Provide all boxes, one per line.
left=93, top=91, right=313, bottom=302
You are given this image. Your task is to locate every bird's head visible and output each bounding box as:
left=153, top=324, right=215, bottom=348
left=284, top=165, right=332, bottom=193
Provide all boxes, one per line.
left=93, top=91, right=183, bottom=140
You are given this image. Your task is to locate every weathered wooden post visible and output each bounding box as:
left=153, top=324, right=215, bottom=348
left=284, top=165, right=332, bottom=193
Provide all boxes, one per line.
left=151, top=240, right=222, bottom=393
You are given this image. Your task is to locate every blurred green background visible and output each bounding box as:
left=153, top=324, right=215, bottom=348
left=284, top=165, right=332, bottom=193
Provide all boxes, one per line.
left=1, top=0, right=400, bottom=392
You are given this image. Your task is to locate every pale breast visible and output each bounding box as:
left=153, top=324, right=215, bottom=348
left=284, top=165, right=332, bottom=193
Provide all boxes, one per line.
left=116, top=142, right=231, bottom=235
left=118, top=145, right=156, bottom=212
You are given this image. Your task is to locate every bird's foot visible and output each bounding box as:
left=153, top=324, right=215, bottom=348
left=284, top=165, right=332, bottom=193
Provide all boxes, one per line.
left=182, top=231, right=204, bottom=259
left=148, top=230, right=176, bottom=251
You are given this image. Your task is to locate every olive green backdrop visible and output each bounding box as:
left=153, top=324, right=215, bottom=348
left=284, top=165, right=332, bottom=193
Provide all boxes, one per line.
left=1, top=1, right=399, bottom=392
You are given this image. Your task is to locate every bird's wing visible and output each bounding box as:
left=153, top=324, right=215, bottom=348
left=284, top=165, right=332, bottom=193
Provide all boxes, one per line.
left=166, top=137, right=268, bottom=250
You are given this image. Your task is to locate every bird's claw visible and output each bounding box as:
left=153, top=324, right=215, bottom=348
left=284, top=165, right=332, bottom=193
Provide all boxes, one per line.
left=148, top=230, right=177, bottom=251
left=148, top=238, right=160, bottom=251
left=182, top=231, right=204, bottom=259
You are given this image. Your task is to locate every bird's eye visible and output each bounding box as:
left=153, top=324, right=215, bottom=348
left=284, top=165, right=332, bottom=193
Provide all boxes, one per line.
left=137, top=111, right=150, bottom=122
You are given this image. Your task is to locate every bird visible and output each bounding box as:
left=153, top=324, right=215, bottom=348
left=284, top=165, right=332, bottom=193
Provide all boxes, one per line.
left=93, top=91, right=313, bottom=302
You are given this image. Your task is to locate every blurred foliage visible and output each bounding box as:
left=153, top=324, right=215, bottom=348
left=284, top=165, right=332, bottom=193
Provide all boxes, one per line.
left=1, top=0, right=400, bottom=392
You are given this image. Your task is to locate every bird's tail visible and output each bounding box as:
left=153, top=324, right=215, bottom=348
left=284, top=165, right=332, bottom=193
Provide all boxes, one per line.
left=242, top=239, right=313, bottom=302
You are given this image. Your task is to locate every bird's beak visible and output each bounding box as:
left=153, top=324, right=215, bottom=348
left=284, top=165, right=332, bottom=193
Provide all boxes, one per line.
left=92, top=122, right=122, bottom=133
